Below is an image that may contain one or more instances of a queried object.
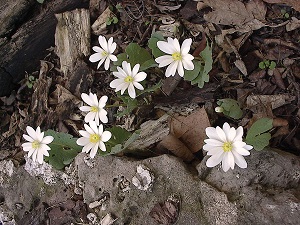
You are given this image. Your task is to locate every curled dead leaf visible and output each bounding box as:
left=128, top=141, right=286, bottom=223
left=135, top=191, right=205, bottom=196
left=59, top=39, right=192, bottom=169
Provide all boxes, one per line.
left=158, top=134, right=194, bottom=162
left=169, top=108, right=211, bottom=153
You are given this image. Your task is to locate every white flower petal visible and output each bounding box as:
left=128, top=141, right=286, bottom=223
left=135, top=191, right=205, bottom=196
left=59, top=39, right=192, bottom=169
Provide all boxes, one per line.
left=92, top=46, right=102, bottom=53
left=233, top=147, right=250, bottom=156
left=177, top=61, right=184, bottom=77
left=233, top=126, right=244, bottom=141
left=84, top=124, right=95, bottom=135
left=102, top=131, right=112, bottom=142
left=77, top=137, right=90, bottom=146
left=98, top=124, right=104, bottom=135
left=109, top=54, right=117, bottom=61
left=79, top=130, right=90, bottom=138
left=165, top=61, right=178, bottom=77
left=80, top=106, right=91, bottom=112
left=155, top=55, right=173, bottom=67
left=133, top=82, right=144, bottom=90
left=97, top=57, right=106, bottom=69
left=134, top=72, right=147, bottom=82
left=244, top=145, right=253, bottom=150
left=23, top=134, right=34, bottom=142
left=227, top=127, right=236, bottom=142
left=104, top=57, right=110, bottom=70
left=204, top=139, right=224, bottom=146
left=110, top=79, right=124, bottom=89
left=172, top=38, right=181, bottom=52
left=99, top=36, right=108, bottom=51
left=206, top=150, right=224, bottom=167
left=216, top=126, right=227, bottom=142
left=42, top=136, right=54, bottom=145
left=222, top=152, right=235, bottom=172
left=99, top=141, right=106, bottom=152
left=84, top=112, right=96, bottom=123
left=206, top=147, right=223, bottom=156
left=90, top=143, right=99, bottom=158
left=128, top=83, right=136, bottom=98
left=89, top=53, right=103, bottom=62
left=89, top=121, right=99, bottom=134
left=181, top=38, right=192, bottom=55
left=99, top=110, right=108, bottom=123
left=157, top=40, right=174, bottom=54
left=182, top=57, right=194, bottom=70
left=205, top=127, right=222, bottom=141
left=232, top=151, right=247, bottom=168
left=132, top=64, right=140, bottom=76
left=26, top=126, right=38, bottom=140
left=82, top=142, right=94, bottom=153
left=81, top=93, right=93, bottom=106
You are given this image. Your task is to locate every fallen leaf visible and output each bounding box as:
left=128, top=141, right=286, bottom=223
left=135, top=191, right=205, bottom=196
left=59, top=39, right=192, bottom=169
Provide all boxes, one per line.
left=169, top=107, right=211, bottom=153
left=203, top=0, right=267, bottom=32
left=246, top=94, right=296, bottom=110
left=286, top=17, right=300, bottom=31
left=159, top=134, right=195, bottom=162
left=262, top=0, right=300, bottom=12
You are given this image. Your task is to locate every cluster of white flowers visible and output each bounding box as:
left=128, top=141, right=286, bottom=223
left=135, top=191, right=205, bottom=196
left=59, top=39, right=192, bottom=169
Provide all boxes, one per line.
left=21, top=35, right=253, bottom=170
left=22, top=92, right=112, bottom=164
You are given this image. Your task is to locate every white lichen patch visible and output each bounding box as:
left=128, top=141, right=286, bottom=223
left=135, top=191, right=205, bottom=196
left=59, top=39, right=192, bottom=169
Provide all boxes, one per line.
left=100, top=213, right=117, bottom=225
left=24, top=156, right=59, bottom=185
left=0, top=205, right=16, bottom=225
left=132, top=164, right=154, bottom=191
left=0, top=160, right=15, bottom=188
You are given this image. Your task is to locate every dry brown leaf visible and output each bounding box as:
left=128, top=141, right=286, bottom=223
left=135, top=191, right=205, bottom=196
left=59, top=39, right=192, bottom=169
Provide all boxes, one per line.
left=159, top=134, right=195, bottom=162
left=273, top=118, right=289, bottom=127
left=262, top=0, right=300, bottom=12
left=91, top=7, right=113, bottom=35
left=246, top=94, right=296, bottom=110
left=169, top=107, right=210, bottom=153
left=286, top=17, right=300, bottom=31
left=202, top=0, right=266, bottom=31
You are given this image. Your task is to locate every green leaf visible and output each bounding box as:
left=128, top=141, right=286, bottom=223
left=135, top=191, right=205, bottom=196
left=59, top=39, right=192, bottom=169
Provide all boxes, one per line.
left=259, top=61, right=266, bottom=69
left=246, top=133, right=271, bottom=151
left=184, top=60, right=202, bottom=81
left=246, top=118, right=273, bottom=139
left=200, top=42, right=213, bottom=76
left=140, top=58, right=157, bottom=71
left=184, top=42, right=212, bottom=88
left=217, top=99, right=243, bottom=119
left=245, top=118, right=273, bottom=151
left=113, top=16, right=118, bottom=24
left=115, top=95, right=138, bottom=117
left=44, top=130, right=81, bottom=170
left=100, top=127, right=139, bottom=156
left=125, top=43, right=153, bottom=66
left=269, top=61, right=276, bottom=70
left=136, top=80, right=162, bottom=97
left=106, top=18, right=112, bottom=25
left=148, top=32, right=165, bottom=58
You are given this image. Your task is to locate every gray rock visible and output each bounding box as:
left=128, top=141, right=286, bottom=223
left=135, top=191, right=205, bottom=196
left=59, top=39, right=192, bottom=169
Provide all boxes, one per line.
left=75, top=154, right=239, bottom=225
left=197, top=148, right=300, bottom=225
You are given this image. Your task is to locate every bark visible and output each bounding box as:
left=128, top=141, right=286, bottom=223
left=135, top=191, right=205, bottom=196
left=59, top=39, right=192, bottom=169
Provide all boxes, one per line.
left=0, top=0, right=89, bottom=96
left=55, top=8, right=93, bottom=97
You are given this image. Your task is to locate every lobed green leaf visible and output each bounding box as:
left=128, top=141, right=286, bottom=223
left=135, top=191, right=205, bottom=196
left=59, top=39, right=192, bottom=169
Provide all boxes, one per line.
left=44, top=130, right=81, bottom=170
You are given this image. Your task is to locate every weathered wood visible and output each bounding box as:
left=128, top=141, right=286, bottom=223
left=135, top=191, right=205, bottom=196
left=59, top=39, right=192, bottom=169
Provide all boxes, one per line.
left=55, top=8, right=93, bottom=97
left=0, top=0, right=89, bottom=96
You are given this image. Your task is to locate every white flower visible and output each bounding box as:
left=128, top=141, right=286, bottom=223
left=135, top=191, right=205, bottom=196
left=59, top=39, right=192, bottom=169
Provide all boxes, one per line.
left=155, top=37, right=194, bottom=77
left=21, top=126, right=54, bottom=164
left=80, top=92, right=108, bottom=126
left=215, top=106, right=224, bottom=113
left=76, top=121, right=112, bottom=158
left=203, top=122, right=253, bottom=172
left=110, top=61, right=147, bottom=99
left=89, top=35, right=117, bottom=70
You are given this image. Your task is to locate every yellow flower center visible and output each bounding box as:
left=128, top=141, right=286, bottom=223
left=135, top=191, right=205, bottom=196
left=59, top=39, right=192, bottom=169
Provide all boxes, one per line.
left=32, top=140, right=40, bottom=149
left=222, top=142, right=233, bottom=152
left=90, top=134, right=100, bottom=143
left=102, top=51, right=108, bottom=56
left=124, top=76, right=133, bottom=83
left=91, top=106, right=99, bottom=112
left=172, top=52, right=182, bottom=61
